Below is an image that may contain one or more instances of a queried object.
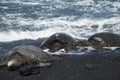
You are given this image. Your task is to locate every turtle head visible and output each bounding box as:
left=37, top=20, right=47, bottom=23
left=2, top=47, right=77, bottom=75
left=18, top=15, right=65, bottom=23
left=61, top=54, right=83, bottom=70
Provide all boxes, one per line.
left=88, top=37, right=107, bottom=47
left=49, top=42, right=63, bottom=52
left=7, top=58, right=22, bottom=71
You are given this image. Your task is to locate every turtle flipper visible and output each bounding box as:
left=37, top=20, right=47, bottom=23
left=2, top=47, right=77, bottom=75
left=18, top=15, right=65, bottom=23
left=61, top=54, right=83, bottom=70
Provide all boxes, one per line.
left=19, top=61, right=51, bottom=76
left=7, top=58, right=22, bottom=71
left=19, top=61, right=40, bottom=76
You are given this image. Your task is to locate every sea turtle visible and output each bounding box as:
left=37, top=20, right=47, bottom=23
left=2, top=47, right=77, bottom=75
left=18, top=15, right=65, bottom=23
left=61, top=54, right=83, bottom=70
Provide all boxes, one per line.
left=40, top=33, right=77, bottom=52
left=0, top=45, right=54, bottom=75
left=88, top=32, right=120, bottom=48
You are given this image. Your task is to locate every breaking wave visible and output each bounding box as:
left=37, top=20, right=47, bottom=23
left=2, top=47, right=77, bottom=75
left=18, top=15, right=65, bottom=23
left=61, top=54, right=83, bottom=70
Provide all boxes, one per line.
left=0, top=0, right=120, bottom=42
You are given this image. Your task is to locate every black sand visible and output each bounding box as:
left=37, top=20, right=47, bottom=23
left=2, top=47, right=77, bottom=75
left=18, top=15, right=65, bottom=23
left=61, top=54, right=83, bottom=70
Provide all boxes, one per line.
left=0, top=51, right=120, bottom=80
left=0, top=39, right=120, bottom=80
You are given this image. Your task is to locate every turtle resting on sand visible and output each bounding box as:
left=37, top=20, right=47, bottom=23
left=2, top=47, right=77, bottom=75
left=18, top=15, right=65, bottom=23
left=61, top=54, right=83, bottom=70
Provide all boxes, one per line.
left=88, top=32, right=120, bottom=48
left=0, top=45, right=55, bottom=76
left=76, top=32, right=120, bottom=50
left=40, top=33, right=77, bottom=52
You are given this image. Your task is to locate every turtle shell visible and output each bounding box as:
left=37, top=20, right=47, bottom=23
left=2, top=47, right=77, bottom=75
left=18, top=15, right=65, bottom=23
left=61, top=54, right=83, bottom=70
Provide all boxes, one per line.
left=40, top=33, right=77, bottom=52
left=3, top=45, right=52, bottom=63
left=88, top=32, right=120, bottom=47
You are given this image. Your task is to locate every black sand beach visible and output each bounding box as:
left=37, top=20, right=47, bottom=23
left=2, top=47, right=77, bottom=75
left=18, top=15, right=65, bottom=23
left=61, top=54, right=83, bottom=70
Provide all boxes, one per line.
left=0, top=0, right=120, bottom=80
left=0, top=39, right=120, bottom=80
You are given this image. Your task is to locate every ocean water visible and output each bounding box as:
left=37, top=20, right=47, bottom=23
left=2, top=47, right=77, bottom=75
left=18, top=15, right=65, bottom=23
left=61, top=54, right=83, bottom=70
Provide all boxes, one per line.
left=0, top=0, right=120, bottom=41
left=0, top=0, right=120, bottom=55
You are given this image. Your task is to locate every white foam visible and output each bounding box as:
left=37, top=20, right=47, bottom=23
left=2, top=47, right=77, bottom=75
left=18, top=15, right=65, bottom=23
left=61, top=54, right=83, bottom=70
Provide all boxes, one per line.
left=0, top=0, right=120, bottom=42
left=0, top=29, right=58, bottom=42
left=19, top=2, right=40, bottom=5
left=44, top=49, right=86, bottom=55
left=103, top=47, right=119, bottom=50
left=0, top=6, right=8, bottom=9
left=75, top=0, right=94, bottom=6
left=0, top=16, right=120, bottom=42
left=44, top=46, right=92, bottom=55
left=42, top=46, right=120, bottom=55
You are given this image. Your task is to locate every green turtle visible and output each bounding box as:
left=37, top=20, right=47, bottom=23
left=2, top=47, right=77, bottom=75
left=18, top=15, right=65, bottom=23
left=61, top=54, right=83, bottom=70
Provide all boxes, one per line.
left=40, top=33, right=77, bottom=52
left=88, top=32, right=120, bottom=48
left=0, top=45, right=54, bottom=75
